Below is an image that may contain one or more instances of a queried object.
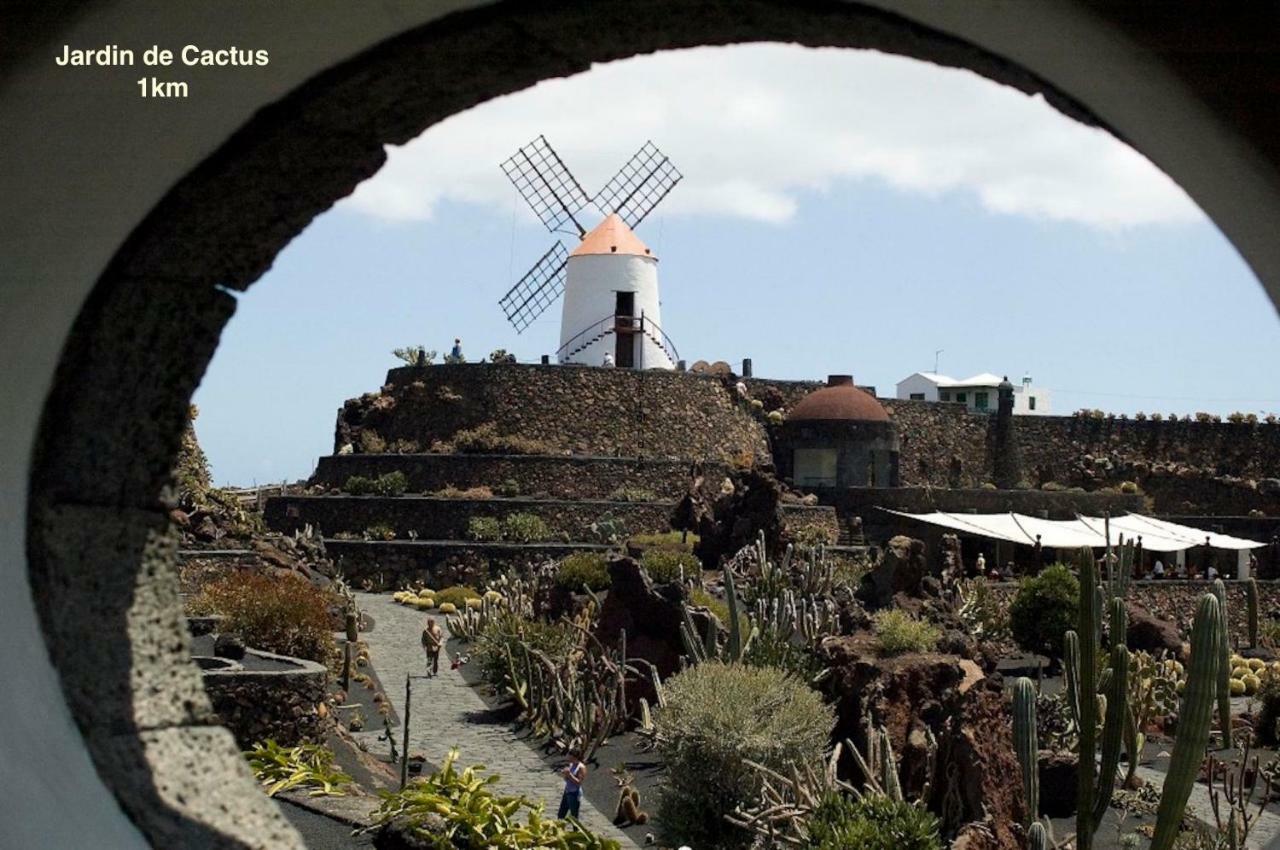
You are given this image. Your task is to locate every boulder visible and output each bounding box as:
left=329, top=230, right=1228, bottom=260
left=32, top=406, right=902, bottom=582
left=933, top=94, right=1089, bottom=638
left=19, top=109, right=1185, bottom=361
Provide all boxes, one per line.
left=596, top=556, right=712, bottom=682
left=1125, top=601, right=1183, bottom=658
left=213, top=632, right=246, bottom=660
left=857, top=536, right=928, bottom=608
left=820, top=634, right=1023, bottom=850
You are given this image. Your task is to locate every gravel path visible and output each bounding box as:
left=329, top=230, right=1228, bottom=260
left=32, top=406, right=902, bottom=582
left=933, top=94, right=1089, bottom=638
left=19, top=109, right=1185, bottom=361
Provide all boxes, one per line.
left=353, top=593, right=637, bottom=848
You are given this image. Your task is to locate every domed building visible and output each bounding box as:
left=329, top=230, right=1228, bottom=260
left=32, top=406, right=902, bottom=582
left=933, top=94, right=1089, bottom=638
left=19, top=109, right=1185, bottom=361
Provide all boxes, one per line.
left=774, top=375, right=900, bottom=489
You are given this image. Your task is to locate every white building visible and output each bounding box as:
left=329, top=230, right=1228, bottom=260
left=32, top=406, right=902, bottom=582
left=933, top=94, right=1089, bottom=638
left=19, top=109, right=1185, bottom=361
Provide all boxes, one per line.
left=557, top=214, right=677, bottom=370
left=896, top=371, right=1051, bottom=415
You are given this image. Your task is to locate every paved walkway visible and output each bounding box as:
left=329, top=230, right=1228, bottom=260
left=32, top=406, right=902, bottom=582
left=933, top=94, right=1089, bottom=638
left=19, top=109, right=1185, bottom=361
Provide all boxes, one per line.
left=353, top=593, right=636, bottom=847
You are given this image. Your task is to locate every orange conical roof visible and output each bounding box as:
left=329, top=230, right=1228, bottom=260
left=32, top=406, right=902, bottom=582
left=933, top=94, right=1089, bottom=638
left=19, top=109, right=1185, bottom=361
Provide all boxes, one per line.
left=570, top=213, right=655, bottom=260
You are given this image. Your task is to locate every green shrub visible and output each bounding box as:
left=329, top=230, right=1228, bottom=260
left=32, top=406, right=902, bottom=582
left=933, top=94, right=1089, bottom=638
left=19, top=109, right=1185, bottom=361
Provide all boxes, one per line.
left=608, top=486, right=657, bottom=502
left=654, top=662, right=834, bottom=850
left=445, top=422, right=552, bottom=455
left=807, top=793, right=942, bottom=850
left=434, top=585, right=480, bottom=609
left=792, top=525, right=836, bottom=547
left=642, top=548, right=699, bottom=583
left=872, top=610, right=942, bottom=656
left=556, top=552, right=611, bottom=592
left=364, top=523, right=395, bottom=541
left=631, top=531, right=698, bottom=550
left=466, top=516, right=502, bottom=542
left=343, top=471, right=407, bottom=496
left=502, top=512, right=552, bottom=543
left=190, top=571, right=336, bottom=663
left=1009, top=563, right=1080, bottom=659
left=371, top=749, right=618, bottom=850
left=588, top=513, right=629, bottom=544
left=496, top=478, right=521, bottom=497
left=1120, top=480, right=1140, bottom=494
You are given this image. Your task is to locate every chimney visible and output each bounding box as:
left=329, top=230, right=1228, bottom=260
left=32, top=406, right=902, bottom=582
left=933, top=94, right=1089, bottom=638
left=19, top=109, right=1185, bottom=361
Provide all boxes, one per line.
left=827, top=374, right=854, bottom=387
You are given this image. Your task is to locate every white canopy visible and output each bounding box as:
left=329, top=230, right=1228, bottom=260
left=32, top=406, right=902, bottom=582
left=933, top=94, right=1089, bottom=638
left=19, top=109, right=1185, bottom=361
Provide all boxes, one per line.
left=882, top=509, right=1264, bottom=553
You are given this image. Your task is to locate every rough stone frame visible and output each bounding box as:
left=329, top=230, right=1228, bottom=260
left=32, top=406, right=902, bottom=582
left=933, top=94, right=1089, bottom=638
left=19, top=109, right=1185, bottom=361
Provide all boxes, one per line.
left=21, top=1, right=1115, bottom=845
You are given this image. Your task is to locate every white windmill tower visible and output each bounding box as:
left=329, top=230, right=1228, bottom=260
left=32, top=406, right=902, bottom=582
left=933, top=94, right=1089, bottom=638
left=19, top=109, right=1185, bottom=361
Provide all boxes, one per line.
left=499, top=136, right=683, bottom=369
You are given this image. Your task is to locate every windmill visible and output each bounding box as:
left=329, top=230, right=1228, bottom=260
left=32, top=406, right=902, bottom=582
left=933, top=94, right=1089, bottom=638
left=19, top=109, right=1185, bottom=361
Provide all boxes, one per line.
left=499, top=136, right=683, bottom=369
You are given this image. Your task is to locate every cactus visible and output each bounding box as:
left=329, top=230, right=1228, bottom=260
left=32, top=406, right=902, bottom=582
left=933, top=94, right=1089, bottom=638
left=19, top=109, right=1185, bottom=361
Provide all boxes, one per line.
left=1212, top=578, right=1232, bottom=749
left=1013, top=677, right=1038, bottom=826
left=1028, top=821, right=1049, bottom=850
left=1247, top=577, right=1259, bottom=648
left=1069, top=547, right=1133, bottom=850
left=1149, top=594, right=1223, bottom=850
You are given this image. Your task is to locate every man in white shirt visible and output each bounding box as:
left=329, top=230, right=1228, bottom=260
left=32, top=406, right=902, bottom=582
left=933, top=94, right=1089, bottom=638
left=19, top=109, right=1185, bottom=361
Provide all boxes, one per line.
left=1152, top=559, right=1165, bottom=579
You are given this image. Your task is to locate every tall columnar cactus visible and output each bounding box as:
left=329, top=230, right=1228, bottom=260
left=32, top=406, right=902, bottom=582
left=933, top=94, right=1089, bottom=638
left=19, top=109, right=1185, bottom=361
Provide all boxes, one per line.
left=1149, top=594, right=1223, bottom=850
left=1012, top=677, right=1039, bottom=827
left=1212, top=578, right=1232, bottom=749
left=1069, top=548, right=1132, bottom=850
left=1247, top=577, right=1259, bottom=648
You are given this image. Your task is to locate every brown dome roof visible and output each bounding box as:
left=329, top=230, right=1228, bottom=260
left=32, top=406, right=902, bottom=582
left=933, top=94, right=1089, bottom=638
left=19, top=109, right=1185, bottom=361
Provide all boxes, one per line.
left=789, top=375, right=889, bottom=422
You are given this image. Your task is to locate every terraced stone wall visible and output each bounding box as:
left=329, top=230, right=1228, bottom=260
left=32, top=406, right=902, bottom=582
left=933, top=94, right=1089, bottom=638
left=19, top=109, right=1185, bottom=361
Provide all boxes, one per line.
left=311, top=453, right=722, bottom=500
left=334, top=363, right=769, bottom=464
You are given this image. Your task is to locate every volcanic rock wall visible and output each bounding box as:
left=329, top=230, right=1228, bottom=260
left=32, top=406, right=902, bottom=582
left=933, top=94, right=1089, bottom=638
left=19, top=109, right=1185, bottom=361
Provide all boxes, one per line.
left=335, top=363, right=768, bottom=464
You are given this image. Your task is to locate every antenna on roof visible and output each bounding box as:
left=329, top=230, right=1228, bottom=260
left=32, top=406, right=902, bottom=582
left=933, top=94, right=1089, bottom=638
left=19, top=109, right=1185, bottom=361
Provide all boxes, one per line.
left=497, top=136, right=682, bottom=334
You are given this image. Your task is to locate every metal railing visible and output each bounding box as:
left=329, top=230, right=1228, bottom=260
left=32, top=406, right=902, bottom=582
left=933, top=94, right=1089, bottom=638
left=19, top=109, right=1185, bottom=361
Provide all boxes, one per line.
left=556, top=311, right=681, bottom=367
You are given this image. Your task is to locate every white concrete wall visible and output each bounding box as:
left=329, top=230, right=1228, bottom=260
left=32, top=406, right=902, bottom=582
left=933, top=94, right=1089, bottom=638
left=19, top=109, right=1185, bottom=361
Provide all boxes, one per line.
left=1014, top=384, right=1052, bottom=415
left=560, top=252, right=672, bottom=368
left=896, top=373, right=942, bottom=401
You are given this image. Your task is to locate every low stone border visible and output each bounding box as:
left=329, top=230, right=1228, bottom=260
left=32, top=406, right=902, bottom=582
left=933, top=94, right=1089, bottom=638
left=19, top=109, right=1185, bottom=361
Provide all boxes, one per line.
left=200, top=648, right=328, bottom=749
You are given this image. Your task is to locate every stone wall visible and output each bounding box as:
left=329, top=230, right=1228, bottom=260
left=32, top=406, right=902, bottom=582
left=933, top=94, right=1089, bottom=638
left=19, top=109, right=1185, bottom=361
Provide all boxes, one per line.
left=311, top=453, right=719, bottom=500
left=335, top=363, right=768, bottom=464
left=201, top=651, right=328, bottom=749
left=1011, top=416, right=1280, bottom=514
left=882, top=400, right=990, bottom=489
left=266, top=495, right=676, bottom=540
left=324, top=540, right=610, bottom=587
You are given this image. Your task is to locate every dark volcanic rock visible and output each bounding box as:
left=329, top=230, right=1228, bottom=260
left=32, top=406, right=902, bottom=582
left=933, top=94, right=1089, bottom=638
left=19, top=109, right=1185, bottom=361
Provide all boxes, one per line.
left=1125, top=601, right=1183, bottom=659
left=857, top=536, right=928, bottom=608
left=213, top=632, right=246, bottom=660
left=821, top=633, right=1023, bottom=850
left=596, top=556, right=712, bottom=681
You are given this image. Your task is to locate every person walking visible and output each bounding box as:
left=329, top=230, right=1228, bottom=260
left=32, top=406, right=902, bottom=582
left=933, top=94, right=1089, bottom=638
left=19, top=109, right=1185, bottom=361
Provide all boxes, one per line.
left=421, top=618, right=443, bottom=677
left=557, top=750, right=586, bottom=820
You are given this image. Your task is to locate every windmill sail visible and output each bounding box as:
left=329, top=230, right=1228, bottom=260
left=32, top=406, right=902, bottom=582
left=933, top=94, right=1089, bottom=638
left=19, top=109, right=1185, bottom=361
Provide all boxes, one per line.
left=499, top=242, right=568, bottom=333
left=593, top=141, right=683, bottom=230
left=500, top=135, right=591, bottom=236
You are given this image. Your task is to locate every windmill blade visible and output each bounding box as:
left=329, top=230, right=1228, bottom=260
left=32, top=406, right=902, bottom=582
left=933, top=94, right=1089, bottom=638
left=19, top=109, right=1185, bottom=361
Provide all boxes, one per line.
left=593, top=141, right=683, bottom=229
left=499, top=242, right=568, bottom=333
left=500, top=135, right=591, bottom=236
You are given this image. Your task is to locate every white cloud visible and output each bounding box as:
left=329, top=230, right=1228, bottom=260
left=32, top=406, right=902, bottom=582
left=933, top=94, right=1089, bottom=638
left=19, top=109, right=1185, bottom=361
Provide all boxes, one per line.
left=342, top=44, right=1202, bottom=230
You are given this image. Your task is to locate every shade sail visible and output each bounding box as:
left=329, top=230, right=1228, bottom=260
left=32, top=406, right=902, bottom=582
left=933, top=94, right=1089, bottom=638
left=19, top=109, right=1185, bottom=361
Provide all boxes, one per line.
left=882, top=509, right=1264, bottom=552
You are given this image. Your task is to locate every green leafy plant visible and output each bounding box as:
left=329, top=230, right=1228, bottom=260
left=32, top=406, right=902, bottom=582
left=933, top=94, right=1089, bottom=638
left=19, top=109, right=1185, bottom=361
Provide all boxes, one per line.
left=1009, top=563, right=1080, bottom=660
left=872, top=610, right=941, bottom=656
left=588, top=513, right=629, bottom=544
left=189, top=571, right=336, bottom=662
left=245, top=740, right=352, bottom=797
left=642, top=548, right=699, bottom=584
left=654, top=662, right=833, bottom=850
left=955, top=577, right=1010, bottom=642
left=806, top=792, right=942, bottom=850
left=466, top=516, right=502, bottom=542
left=689, top=587, right=750, bottom=637
left=364, top=523, right=396, bottom=541
left=556, top=552, right=611, bottom=592
left=502, top=512, right=552, bottom=543
left=392, top=346, right=435, bottom=366
left=369, top=749, right=619, bottom=850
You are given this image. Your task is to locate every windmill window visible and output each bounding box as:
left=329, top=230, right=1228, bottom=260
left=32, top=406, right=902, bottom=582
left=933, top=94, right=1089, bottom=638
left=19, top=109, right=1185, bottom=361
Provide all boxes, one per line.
left=1030, top=396, right=1037, bottom=411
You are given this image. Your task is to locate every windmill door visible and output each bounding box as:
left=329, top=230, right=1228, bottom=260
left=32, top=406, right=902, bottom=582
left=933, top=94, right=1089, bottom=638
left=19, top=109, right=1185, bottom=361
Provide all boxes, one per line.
left=614, top=292, right=635, bottom=368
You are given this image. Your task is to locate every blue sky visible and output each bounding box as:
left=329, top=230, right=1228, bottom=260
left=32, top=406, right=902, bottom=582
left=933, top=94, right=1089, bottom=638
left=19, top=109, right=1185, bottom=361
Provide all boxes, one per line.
left=192, top=45, right=1280, bottom=486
